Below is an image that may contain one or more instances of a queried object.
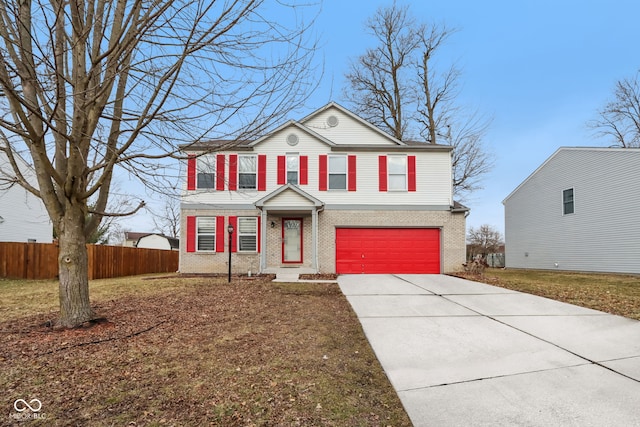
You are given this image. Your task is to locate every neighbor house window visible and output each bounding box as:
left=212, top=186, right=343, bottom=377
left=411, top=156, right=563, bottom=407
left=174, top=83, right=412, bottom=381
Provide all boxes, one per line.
left=238, top=217, right=258, bottom=252
left=563, top=188, right=574, bottom=215
left=388, top=155, right=407, bottom=190
left=328, top=155, right=347, bottom=190
left=238, top=155, right=257, bottom=189
left=287, top=154, right=299, bottom=185
left=197, top=156, right=215, bottom=189
left=197, top=217, right=216, bottom=251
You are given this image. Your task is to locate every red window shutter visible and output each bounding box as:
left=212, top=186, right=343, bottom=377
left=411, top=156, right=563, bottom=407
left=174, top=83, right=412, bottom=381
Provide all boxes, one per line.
left=187, top=155, right=196, bottom=190
left=408, top=155, right=417, bottom=192
left=319, top=155, right=328, bottom=191
left=277, top=155, right=286, bottom=185
left=215, top=217, right=225, bottom=252
left=186, top=216, right=196, bottom=252
left=258, top=154, right=267, bottom=191
left=216, top=154, right=225, bottom=191
left=300, top=156, right=308, bottom=185
left=228, top=154, right=237, bottom=190
left=229, top=216, right=237, bottom=252
left=257, top=216, right=261, bottom=253
left=348, top=155, right=357, bottom=191
left=378, top=155, right=388, bottom=192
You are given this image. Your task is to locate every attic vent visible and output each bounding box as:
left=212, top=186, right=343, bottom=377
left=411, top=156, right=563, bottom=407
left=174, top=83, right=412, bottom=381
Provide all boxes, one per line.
left=327, top=115, right=339, bottom=127
left=286, top=133, right=299, bottom=146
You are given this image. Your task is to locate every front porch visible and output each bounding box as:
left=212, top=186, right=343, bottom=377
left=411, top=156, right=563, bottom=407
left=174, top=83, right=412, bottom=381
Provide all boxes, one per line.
left=255, top=184, right=324, bottom=274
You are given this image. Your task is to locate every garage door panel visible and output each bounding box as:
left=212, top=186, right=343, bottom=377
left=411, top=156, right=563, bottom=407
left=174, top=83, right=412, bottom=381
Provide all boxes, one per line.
left=336, top=228, right=440, bottom=274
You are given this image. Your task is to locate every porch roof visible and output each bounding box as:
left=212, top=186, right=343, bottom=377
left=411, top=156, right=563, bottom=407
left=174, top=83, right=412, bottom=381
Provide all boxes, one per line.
left=254, top=184, right=324, bottom=210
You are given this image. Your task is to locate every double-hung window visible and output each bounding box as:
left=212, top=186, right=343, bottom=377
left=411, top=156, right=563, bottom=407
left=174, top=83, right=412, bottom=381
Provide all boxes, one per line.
left=388, top=155, right=407, bottom=190
left=563, top=188, right=574, bottom=215
left=197, top=156, right=215, bottom=189
left=197, top=217, right=216, bottom=251
left=238, top=155, right=257, bottom=189
left=328, top=155, right=347, bottom=190
left=287, top=155, right=299, bottom=185
left=238, top=217, right=258, bottom=252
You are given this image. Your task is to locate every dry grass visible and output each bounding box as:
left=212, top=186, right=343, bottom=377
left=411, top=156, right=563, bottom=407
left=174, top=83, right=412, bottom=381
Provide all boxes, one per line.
left=1, top=275, right=411, bottom=426
left=457, top=268, right=640, bottom=320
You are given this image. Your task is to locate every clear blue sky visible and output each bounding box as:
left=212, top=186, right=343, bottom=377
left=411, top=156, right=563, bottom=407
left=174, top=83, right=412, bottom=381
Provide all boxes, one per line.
left=307, top=0, right=640, bottom=235
left=123, top=0, right=640, bottom=237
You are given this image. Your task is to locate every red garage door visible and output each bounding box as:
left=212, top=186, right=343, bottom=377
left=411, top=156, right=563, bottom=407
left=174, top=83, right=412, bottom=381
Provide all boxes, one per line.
left=336, top=228, right=441, bottom=274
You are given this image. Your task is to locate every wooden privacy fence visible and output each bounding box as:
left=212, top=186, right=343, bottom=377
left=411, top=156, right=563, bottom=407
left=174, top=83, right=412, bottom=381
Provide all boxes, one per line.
left=0, top=242, right=179, bottom=280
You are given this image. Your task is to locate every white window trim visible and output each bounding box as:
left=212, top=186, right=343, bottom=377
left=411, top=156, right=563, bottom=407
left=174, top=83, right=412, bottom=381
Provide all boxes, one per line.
left=387, top=154, right=408, bottom=191
left=328, top=154, right=347, bottom=191
left=196, top=155, right=216, bottom=190
left=286, top=153, right=299, bottom=185
left=238, top=154, right=257, bottom=190
left=237, top=217, right=258, bottom=253
left=562, top=187, right=575, bottom=216
left=196, top=216, right=216, bottom=252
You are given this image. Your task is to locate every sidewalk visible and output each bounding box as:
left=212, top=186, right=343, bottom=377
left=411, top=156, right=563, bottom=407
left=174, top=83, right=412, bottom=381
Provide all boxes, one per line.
left=338, top=274, right=640, bottom=426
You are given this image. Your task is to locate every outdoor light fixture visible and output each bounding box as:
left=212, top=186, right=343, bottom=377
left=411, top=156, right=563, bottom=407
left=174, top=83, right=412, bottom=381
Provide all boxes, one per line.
left=227, top=224, right=234, bottom=283
left=270, top=221, right=276, bottom=228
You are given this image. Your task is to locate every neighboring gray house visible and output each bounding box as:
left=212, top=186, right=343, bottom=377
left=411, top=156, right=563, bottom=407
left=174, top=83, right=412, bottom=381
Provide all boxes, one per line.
left=0, top=151, right=52, bottom=243
left=503, top=147, right=640, bottom=274
left=180, top=102, right=468, bottom=275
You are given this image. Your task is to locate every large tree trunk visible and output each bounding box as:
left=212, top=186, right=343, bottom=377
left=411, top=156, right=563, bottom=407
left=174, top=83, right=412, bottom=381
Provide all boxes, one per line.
left=56, top=206, right=95, bottom=328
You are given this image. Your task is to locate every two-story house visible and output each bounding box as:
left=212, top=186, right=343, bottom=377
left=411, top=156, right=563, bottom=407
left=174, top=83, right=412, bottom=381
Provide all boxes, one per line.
left=180, top=102, right=468, bottom=275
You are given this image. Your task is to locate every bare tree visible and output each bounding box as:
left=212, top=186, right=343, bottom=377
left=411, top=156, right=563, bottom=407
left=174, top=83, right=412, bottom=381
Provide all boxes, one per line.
left=343, top=2, right=419, bottom=140
left=343, top=2, right=493, bottom=198
left=590, top=71, right=640, bottom=148
left=153, top=196, right=181, bottom=239
left=0, top=0, right=319, bottom=327
left=415, top=23, right=459, bottom=145
left=467, top=224, right=503, bottom=259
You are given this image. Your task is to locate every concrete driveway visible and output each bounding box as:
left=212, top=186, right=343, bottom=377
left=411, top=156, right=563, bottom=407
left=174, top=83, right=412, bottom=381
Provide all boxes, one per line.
left=338, top=274, right=640, bottom=427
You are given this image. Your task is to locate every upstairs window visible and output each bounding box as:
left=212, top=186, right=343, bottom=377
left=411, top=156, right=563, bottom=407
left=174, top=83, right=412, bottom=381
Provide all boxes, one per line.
left=287, top=155, right=299, bottom=185
left=388, top=155, right=407, bottom=190
left=563, top=188, right=574, bottom=215
left=238, top=155, right=257, bottom=189
left=328, top=155, right=347, bottom=190
left=238, top=217, right=258, bottom=252
left=197, top=156, right=215, bottom=189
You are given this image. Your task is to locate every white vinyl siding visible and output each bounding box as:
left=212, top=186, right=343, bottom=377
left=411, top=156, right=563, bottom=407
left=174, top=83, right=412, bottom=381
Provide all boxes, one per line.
left=238, top=217, right=258, bottom=252
left=182, top=106, right=453, bottom=207
left=0, top=152, right=53, bottom=243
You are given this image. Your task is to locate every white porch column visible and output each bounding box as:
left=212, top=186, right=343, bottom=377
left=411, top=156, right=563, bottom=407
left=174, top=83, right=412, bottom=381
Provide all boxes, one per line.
left=311, top=208, right=318, bottom=271
left=260, top=208, right=267, bottom=273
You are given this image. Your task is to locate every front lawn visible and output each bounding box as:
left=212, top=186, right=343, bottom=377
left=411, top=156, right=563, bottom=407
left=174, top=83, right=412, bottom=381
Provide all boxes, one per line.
left=457, top=268, right=640, bottom=320
left=1, top=275, right=411, bottom=426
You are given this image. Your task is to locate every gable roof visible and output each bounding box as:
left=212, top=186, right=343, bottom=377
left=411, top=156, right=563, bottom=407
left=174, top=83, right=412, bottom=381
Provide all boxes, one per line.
left=248, top=120, right=336, bottom=148
left=300, top=102, right=407, bottom=146
left=502, top=146, right=640, bottom=204
left=255, top=183, right=324, bottom=209
left=180, top=101, right=453, bottom=153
